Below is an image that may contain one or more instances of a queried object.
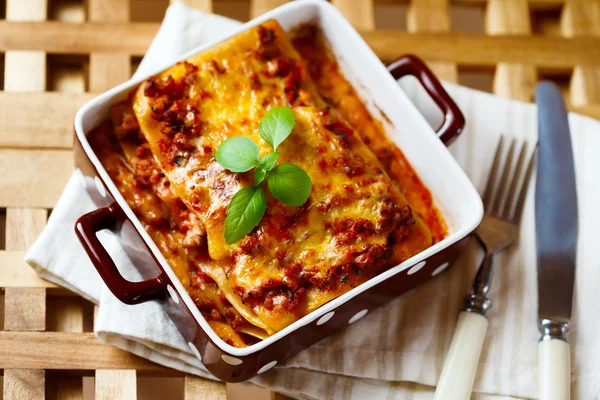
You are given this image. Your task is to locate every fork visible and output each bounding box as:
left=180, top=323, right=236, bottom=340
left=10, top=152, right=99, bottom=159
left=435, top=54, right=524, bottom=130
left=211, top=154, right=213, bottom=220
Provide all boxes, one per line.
left=434, top=135, right=536, bottom=400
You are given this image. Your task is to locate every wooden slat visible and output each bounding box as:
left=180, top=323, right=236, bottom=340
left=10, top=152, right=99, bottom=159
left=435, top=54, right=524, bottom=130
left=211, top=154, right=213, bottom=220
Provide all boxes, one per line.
left=0, top=251, right=80, bottom=296
left=96, top=370, right=137, bottom=400
left=572, top=104, right=600, bottom=120
left=4, top=208, right=47, bottom=333
left=89, top=0, right=132, bottom=92
left=0, top=21, right=158, bottom=55
left=4, top=287, right=46, bottom=331
left=4, top=6, right=48, bottom=398
left=361, top=30, right=600, bottom=67
left=89, top=53, right=132, bottom=92
left=0, top=251, right=59, bottom=288
left=377, top=0, right=565, bottom=8
left=50, top=0, right=87, bottom=391
left=0, top=21, right=599, bottom=69
left=486, top=0, right=537, bottom=101
left=88, top=0, right=130, bottom=21
left=332, top=0, right=375, bottom=30
left=4, top=51, right=47, bottom=92
left=0, top=149, right=73, bottom=208
left=172, top=0, right=213, bottom=12
left=371, top=0, right=564, bottom=6
left=365, top=29, right=597, bottom=65
left=4, top=208, right=47, bottom=250
left=250, top=0, right=288, bottom=18
left=561, top=0, right=600, bottom=107
left=3, top=210, right=46, bottom=395
left=47, top=298, right=84, bottom=332
left=456, top=0, right=563, bottom=5
left=6, top=0, right=46, bottom=20
left=3, top=370, right=45, bottom=399
left=0, top=332, right=164, bottom=371
left=0, top=92, right=94, bottom=149
left=407, top=0, right=458, bottom=83
left=184, top=376, right=227, bottom=399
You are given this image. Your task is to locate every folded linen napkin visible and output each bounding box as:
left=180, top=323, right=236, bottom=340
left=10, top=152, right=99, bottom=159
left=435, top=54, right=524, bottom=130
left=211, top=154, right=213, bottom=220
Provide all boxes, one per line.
left=25, top=4, right=600, bottom=399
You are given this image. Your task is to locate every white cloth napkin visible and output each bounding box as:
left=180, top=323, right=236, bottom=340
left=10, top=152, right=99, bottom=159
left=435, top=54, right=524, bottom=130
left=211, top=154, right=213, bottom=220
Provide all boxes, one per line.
left=25, top=4, right=600, bottom=399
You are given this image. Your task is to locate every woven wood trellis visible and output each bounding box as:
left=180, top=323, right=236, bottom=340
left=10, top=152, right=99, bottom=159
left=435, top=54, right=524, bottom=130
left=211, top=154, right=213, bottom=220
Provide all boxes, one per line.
left=0, top=0, right=598, bottom=399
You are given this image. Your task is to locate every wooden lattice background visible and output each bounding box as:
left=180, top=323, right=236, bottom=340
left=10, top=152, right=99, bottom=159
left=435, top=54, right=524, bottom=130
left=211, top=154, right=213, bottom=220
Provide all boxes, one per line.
left=0, top=0, right=598, bottom=399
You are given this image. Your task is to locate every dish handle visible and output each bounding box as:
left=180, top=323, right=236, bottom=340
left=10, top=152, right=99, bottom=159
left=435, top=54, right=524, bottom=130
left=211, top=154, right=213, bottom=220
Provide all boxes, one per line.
left=387, top=55, right=465, bottom=146
left=75, top=203, right=168, bottom=305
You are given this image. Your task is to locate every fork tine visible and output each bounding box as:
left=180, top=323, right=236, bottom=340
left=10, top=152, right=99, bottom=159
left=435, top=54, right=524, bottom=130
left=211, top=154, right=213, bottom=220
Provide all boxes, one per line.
left=501, top=139, right=528, bottom=220
left=512, top=145, right=537, bottom=223
left=481, top=135, right=504, bottom=211
left=492, top=137, right=516, bottom=218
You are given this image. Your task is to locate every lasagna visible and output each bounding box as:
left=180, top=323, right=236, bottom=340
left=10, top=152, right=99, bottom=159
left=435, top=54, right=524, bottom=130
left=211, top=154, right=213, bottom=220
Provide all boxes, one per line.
left=90, top=20, right=447, bottom=347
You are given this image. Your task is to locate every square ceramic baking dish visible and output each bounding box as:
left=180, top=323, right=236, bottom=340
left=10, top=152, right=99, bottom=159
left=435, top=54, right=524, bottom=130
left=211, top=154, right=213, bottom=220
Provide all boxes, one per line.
left=73, top=0, right=483, bottom=382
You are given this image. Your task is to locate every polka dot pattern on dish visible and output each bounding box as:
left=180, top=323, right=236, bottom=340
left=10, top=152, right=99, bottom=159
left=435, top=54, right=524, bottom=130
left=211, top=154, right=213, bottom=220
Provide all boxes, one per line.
left=257, top=360, right=277, bottom=374
left=407, top=260, right=426, bottom=275
left=95, top=176, right=106, bottom=197
left=432, top=262, right=450, bottom=276
left=188, top=342, right=202, bottom=362
left=348, top=309, right=368, bottom=324
left=221, top=355, right=243, bottom=365
left=167, top=284, right=179, bottom=304
left=316, top=311, right=335, bottom=326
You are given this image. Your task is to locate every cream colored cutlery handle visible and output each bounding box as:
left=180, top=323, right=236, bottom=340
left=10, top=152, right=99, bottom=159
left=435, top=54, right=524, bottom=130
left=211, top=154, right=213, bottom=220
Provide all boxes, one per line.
left=434, top=311, right=488, bottom=400
left=538, top=339, right=570, bottom=400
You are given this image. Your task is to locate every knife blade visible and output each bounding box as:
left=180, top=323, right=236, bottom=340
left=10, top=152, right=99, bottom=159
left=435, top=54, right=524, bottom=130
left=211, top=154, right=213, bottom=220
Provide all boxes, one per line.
left=535, top=81, right=578, bottom=400
left=535, top=81, right=578, bottom=330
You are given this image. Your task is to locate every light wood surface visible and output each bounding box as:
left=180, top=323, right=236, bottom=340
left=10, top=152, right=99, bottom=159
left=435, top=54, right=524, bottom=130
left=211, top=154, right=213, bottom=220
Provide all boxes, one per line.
left=0, top=149, right=73, bottom=208
left=96, top=370, right=137, bottom=400
left=184, top=376, right=228, bottom=399
left=485, top=0, right=537, bottom=101
left=1, top=1, right=598, bottom=400
left=250, top=0, right=288, bottom=18
left=333, top=0, right=375, bottom=30
left=0, top=92, right=94, bottom=148
left=407, top=0, right=457, bottom=82
left=0, top=332, right=164, bottom=371
left=561, top=1, right=600, bottom=107
left=3, top=1, right=48, bottom=398
left=0, top=22, right=598, bottom=69
left=0, top=251, right=60, bottom=288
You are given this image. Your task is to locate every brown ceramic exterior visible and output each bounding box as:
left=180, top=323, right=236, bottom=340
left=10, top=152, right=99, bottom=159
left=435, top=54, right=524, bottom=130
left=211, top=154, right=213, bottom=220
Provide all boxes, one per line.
left=74, top=55, right=469, bottom=382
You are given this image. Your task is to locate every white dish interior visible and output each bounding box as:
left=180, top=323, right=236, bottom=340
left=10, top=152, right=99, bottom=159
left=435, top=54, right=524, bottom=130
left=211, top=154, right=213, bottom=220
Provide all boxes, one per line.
left=74, top=0, right=483, bottom=357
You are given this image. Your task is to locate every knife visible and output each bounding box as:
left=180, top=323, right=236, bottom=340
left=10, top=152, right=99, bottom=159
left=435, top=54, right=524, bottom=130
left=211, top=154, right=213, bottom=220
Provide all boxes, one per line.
left=535, top=81, right=578, bottom=400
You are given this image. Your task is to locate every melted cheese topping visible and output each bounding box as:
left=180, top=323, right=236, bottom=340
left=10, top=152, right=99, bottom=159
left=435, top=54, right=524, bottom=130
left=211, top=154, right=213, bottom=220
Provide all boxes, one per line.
left=130, top=20, right=432, bottom=333
left=93, top=20, right=443, bottom=342
left=291, top=26, right=448, bottom=242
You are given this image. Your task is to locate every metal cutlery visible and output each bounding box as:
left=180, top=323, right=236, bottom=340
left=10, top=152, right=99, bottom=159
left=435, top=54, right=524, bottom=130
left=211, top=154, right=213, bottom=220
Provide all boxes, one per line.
left=535, top=81, right=578, bottom=400
left=434, top=135, right=535, bottom=400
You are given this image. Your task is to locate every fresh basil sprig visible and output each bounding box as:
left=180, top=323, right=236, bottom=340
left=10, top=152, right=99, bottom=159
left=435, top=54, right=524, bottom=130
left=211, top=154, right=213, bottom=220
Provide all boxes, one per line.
left=267, top=163, right=312, bottom=207
left=215, top=107, right=312, bottom=244
left=259, top=107, right=295, bottom=151
left=224, top=186, right=266, bottom=245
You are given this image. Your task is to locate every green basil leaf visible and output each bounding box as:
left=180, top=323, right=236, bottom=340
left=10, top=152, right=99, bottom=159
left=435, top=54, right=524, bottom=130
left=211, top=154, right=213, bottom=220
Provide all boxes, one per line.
left=259, top=107, right=295, bottom=151
left=215, top=137, right=260, bottom=172
left=258, top=152, right=281, bottom=171
left=267, top=164, right=312, bottom=206
left=224, top=186, right=266, bottom=244
left=254, top=167, right=267, bottom=186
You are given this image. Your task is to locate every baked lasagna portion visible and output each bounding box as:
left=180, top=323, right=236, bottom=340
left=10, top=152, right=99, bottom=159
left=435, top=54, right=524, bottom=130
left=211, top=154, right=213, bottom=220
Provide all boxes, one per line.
left=90, top=20, right=446, bottom=347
